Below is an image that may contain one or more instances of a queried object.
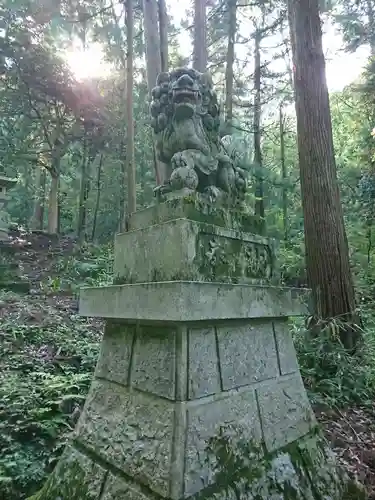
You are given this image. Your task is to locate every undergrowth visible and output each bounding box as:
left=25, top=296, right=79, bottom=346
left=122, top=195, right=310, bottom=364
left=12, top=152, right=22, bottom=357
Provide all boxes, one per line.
left=0, top=243, right=111, bottom=499
left=40, top=243, right=114, bottom=295
left=293, top=308, right=375, bottom=408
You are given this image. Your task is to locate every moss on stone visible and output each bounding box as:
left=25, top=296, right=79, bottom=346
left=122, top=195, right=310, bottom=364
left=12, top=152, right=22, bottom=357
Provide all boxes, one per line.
left=195, top=425, right=363, bottom=500
left=27, top=462, right=93, bottom=500
left=27, top=447, right=106, bottom=500
left=134, top=194, right=261, bottom=234
left=342, top=480, right=367, bottom=500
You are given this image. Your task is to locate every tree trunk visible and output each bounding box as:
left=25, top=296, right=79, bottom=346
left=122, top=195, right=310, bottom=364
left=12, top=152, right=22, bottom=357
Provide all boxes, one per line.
left=158, top=0, right=169, bottom=72
left=288, top=0, right=361, bottom=350
left=48, top=172, right=59, bottom=234
left=366, top=0, right=375, bottom=55
left=224, top=0, right=237, bottom=132
left=126, top=0, right=136, bottom=226
left=193, top=0, right=207, bottom=72
left=118, top=138, right=127, bottom=232
left=32, top=165, right=46, bottom=230
left=142, top=0, right=167, bottom=185
left=253, top=30, right=265, bottom=234
left=77, top=137, right=89, bottom=243
left=279, top=103, right=288, bottom=242
left=91, top=153, right=104, bottom=241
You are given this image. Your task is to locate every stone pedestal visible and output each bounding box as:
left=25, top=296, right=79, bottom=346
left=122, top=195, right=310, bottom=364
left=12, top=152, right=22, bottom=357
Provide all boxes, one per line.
left=30, top=196, right=364, bottom=499
left=0, top=174, right=17, bottom=241
left=0, top=175, right=30, bottom=293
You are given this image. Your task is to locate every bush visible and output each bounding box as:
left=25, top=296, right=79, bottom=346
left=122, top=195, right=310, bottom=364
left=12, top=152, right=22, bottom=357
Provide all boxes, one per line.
left=293, top=315, right=375, bottom=408
left=0, top=307, right=100, bottom=499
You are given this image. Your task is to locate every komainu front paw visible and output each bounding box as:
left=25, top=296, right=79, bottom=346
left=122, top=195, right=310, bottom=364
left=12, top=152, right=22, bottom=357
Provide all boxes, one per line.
left=203, top=185, right=226, bottom=204
left=170, top=166, right=199, bottom=191
left=171, top=151, right=193, bottom=170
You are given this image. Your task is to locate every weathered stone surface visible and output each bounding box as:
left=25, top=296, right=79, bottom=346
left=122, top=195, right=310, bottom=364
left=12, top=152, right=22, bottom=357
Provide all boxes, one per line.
left=128, top=196, right=259, bottom=233
left=298, top=434, right=346, bottom=499
left=80, top=282, right=310, bottom=322
left=101, top=473, right=154, bottom=500
left=186, top=431, right=343, bottom=500
left=114, top=219, right=274, bottom=284
left=131, top=325, right=176, bottom=399
left=184, top=389, right=262, bottom=496
left=75, top=380, right=174, bottom=497
left=188, top=327, right=221, bottom=399
left=95, top=322, right=135, bottom=385
left=28, top=445, right=106, bottom=500
left=216, top=321, right=279, bottom=390
left=257, top=375, right=316, bottom=453
left=273, top=320, right=299, bottom=375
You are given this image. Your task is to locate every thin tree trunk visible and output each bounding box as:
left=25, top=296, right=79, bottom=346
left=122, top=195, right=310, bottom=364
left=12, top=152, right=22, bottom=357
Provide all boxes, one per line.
left=142, top=0, right=166, bottom=185
left=288, top=0, right=361, bottom=350
left=48, top=172, right=59, bottom=234
left=280, top=103, right=288, bottom=242
left=32, top=165, right=46, bottom=230
left=253, top=30, right=265, bottom=234
left=91, top=153, right=104, bottom=241
left=77, top=136, right=89, bottom=243
left=224, top=0, right=237, bottom=131
left=366, top=0, right=375, bottom=55
left=118, top=138, right=126, bottom=232
left=126, top=0, right=136, bottom=226
left=158, top=0, right=169, bottom=72
left=193, top=0, right=207, bottom=72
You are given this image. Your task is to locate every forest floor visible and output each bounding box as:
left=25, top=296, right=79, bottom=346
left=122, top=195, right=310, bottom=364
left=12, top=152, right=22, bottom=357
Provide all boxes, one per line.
left=1, top=231, right=375, bottom=498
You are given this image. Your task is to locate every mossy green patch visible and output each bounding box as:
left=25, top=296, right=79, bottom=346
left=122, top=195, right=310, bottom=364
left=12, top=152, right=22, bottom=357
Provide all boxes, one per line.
left=27, top=447, right=106, bottom=500
left=195, top=425, right=365, bottom=500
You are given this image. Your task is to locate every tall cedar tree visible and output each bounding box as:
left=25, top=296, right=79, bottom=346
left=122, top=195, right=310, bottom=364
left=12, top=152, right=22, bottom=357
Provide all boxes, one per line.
left=193, top=0, right=207, bottom=71
left=126, top=0, right=136, bottom=220
left=142, top=0, right=164, bottom=184
left=288, top=0, right=361, bottom=350
left=224, top=0, right=237, bottom=129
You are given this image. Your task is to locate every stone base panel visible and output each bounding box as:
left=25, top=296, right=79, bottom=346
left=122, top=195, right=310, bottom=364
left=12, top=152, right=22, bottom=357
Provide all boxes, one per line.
left=93, top=319, right=301, bottom=401
left=79, top=282, right=309, bottom=322
left=74, top=373, right=315, bottom=498
left=38, top=421, right=353, bottom=500
left=114, top=219, right=275, bottom=285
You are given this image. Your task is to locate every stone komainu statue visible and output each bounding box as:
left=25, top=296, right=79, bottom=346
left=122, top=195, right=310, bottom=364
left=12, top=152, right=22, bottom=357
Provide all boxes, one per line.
left=150, top=67, right=248, bottom=205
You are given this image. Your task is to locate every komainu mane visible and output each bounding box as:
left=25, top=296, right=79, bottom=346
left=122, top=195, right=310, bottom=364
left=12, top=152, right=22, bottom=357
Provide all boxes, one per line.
left=150, top=67, right=248, bottom=206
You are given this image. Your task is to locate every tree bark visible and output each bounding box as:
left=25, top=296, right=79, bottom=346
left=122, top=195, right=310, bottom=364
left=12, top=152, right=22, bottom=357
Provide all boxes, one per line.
left=126, top=0, right=136, bottom=224
left=91, top=153, right=103, bottom=241
left=142, top=0, right=167, bottom=184
left=47, top=172, right=59, bottom=234
left=288, top=0, right=361, bottom=350
left=253, top=29, right=265, bottom=234
left=77, top=136, right=89, bottom=243
left=366, top=0, right=375, bottom=55
left=224, top=0, right=237, bottom=131
left=32, top=165, right=46, bottom=230
left=279, top=103, right=288, bottom=242
left=193, top=0, right=207, bottom=72
left=158, top=0, right=169, bottom=72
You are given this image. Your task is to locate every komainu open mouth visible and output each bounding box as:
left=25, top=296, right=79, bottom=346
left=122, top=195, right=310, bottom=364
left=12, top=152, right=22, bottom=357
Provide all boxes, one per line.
left=172, top=88, right=199, bottom=105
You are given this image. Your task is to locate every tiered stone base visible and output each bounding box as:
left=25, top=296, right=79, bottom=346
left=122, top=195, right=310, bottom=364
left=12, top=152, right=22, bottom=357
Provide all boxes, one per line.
left=29, top=197, right=365, bottom=499
left=29, top=305, right=365, bottom=499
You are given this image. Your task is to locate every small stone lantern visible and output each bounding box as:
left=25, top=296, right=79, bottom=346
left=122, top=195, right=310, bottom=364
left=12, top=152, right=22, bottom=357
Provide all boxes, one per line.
left=0, top=174, right=17, bottom=241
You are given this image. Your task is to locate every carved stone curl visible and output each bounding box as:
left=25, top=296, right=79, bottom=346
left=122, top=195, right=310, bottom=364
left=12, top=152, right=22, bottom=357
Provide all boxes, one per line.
left=150, top=67, right=248, bottom=206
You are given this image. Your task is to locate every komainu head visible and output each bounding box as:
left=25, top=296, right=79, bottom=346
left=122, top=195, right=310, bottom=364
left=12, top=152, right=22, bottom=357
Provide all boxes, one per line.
left=150, top=68, right=248, bottom=207
left=149, top=67, right=220, bottom=134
